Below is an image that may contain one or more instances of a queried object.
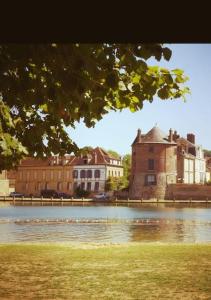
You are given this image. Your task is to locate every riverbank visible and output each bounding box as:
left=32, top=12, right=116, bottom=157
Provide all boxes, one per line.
left=0, top=243, right=211, bottom=299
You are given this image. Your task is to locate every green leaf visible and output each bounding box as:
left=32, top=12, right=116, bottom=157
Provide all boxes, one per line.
left=157, top=86, right=170, bottom=99
left=172, top=69, right=184, bottom=76
left=163, top=47, right=172, bottom=61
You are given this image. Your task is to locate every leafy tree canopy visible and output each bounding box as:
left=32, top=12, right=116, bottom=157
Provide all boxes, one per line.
left=107, top=149, right=121, bottom=159
left=0, top=44, right=190, bottom=171
left=204, top=149, right=211, bottom=157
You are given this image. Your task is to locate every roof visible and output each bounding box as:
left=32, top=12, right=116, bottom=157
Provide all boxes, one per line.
left=176, top=137, right=196, bottom=148
left=70, top=147, right=121, bottom=166
left=18, top=147, right=121, bottom=168
left=133, top=126, right=176, bottom=145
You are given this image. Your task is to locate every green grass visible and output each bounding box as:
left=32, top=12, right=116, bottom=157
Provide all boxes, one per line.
left=0, top=243, right=211, bottom=299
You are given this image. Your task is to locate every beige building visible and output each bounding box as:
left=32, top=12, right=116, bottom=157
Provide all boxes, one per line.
left=0, top=170, right=10, bottom=196
left=15, top=156, right=74, bottom=196
left=177, top=134, right=206, bottom=184
left=14, top=147, right=124, bottom=196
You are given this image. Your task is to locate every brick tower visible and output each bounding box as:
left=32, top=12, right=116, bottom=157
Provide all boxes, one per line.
left=129, top=126, right=177, bottom=199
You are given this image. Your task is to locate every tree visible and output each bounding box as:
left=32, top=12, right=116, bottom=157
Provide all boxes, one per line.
left=107, top=149, right=121, bottom=159
left=0, top=44, right=190, bottom=171
left=122, top=154, right=131, bottom=188
left=204, top=149, right=211, bottom=157
left=105, top=176, right=125, bottom=192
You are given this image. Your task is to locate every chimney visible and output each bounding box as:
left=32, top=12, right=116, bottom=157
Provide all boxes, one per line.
left=168, top=128, right=173, bottom=142
left=94, top=152, right=97, bottom=164
left=173, top=130, right=178, bottom=142
left=137, top=128, right=142, bottom=143
left=187, top=133, right=195, bottom=144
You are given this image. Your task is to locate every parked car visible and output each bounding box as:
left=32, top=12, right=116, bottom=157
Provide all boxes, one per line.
left=10, top=192, right=24, bottom=197
left=93, top=192, right=110, bottom=201
left=40, top=189, right=58, bottom=198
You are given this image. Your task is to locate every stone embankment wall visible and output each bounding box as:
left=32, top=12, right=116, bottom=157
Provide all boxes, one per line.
left=116, top=184, right=211, bottom=200
left=166, top=184, right=211, bottom=200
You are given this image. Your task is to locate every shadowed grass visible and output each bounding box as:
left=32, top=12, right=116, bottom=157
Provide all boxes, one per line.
left=0, top=243, right=211, bottom=299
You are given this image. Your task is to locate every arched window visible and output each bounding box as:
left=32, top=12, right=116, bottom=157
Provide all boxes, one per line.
left=87, top=170, right=92, bottom=178
left=94, top=169, right=100, bottom=178
left=80, top=170, right=86, bottom=178
left=73, top=170, right=78, bottom=178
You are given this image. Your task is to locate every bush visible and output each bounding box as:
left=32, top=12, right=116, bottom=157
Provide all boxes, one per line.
left=74, top=187, right=90, bottom=198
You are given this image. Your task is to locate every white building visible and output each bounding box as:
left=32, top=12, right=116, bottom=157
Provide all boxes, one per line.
left=72, top=147, right=124, bottom=193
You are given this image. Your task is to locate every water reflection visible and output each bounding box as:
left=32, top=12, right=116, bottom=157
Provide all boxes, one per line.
left=0, top=204, right=211, bottom=243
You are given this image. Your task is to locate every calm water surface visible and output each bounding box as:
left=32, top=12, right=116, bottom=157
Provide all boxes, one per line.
left=0, top=204, right=211, bottom=243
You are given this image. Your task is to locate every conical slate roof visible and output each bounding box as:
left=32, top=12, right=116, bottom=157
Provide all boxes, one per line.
left=133, top=126, right=177, bottom=145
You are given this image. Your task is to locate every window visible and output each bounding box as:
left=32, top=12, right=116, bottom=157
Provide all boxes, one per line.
left=81, top=182, right=85, bottom=190
left=87, top=170, right=92, bottom=178
left=45, top=182, right=48, bottom=189
left=87, top=182, right=91, bottom=191
left=57, top=182, right=61, bottom=190
left=145, top=174, right=156, bottom=186
left=149, top=146, right=154, bottom=153
left=94, top=182, right=99, bottom=191
left=58, top=171, right=61, bottom=179
left=73, top=170, right=78, bottom=178
left=73, top=182, right=78, bottom=191
left=118, top=171, right=120, bottom=177
left=66, top=171, right=69, bottom=179
left=94, top=169, right=100, bottom=178
left=42, top=171, right=45, bottom=180
left=83, top=159, right=88, bottom=164
left=148, top=159, right=154, bottom=170
left=67, top=182, right=72, bottom=191
left=51, top=171, right=54, bottom=180
left=80, top=170, right=86, bottom=178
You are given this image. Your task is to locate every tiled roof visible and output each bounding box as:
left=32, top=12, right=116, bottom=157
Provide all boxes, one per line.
left=133, top=126, right=176, bottom=145
left=70, top=147, right=121, bottom=166
left=18, top=148, right=121, bottom=167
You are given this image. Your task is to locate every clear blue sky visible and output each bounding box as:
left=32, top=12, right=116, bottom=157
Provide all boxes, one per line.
left=67, top=44, right=211, bottom=156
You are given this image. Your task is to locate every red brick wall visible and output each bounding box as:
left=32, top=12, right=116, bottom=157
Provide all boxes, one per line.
left=166, top=184, right=211, bottom=200
left=130, top=143, right=177, bottom=199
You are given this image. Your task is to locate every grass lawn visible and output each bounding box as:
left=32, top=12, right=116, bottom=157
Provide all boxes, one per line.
left=0, top=243, right=211, bottom=299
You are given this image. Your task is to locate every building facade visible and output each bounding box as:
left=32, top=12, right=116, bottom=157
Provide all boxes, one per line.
left=129, top=127, right=177, bottom=199
left=71, top=147, right=123, bottom=193
left=15, top=156, right=74, bottom=196
left=0, top=170, right=10, bottom=196
left=130, top=126, right=207, bottom=199
left=14, top=147, right=124, bottom=196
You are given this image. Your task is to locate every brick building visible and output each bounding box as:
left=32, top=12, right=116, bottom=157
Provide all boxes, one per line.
left=130, top=126, right=207, bottom=199
left=129, top=126, right=177, bottom=199
left=14, top=147, right=123, bottom=196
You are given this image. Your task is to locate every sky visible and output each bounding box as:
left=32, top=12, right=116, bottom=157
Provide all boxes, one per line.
left=67, top=44, right=211, bottom=156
